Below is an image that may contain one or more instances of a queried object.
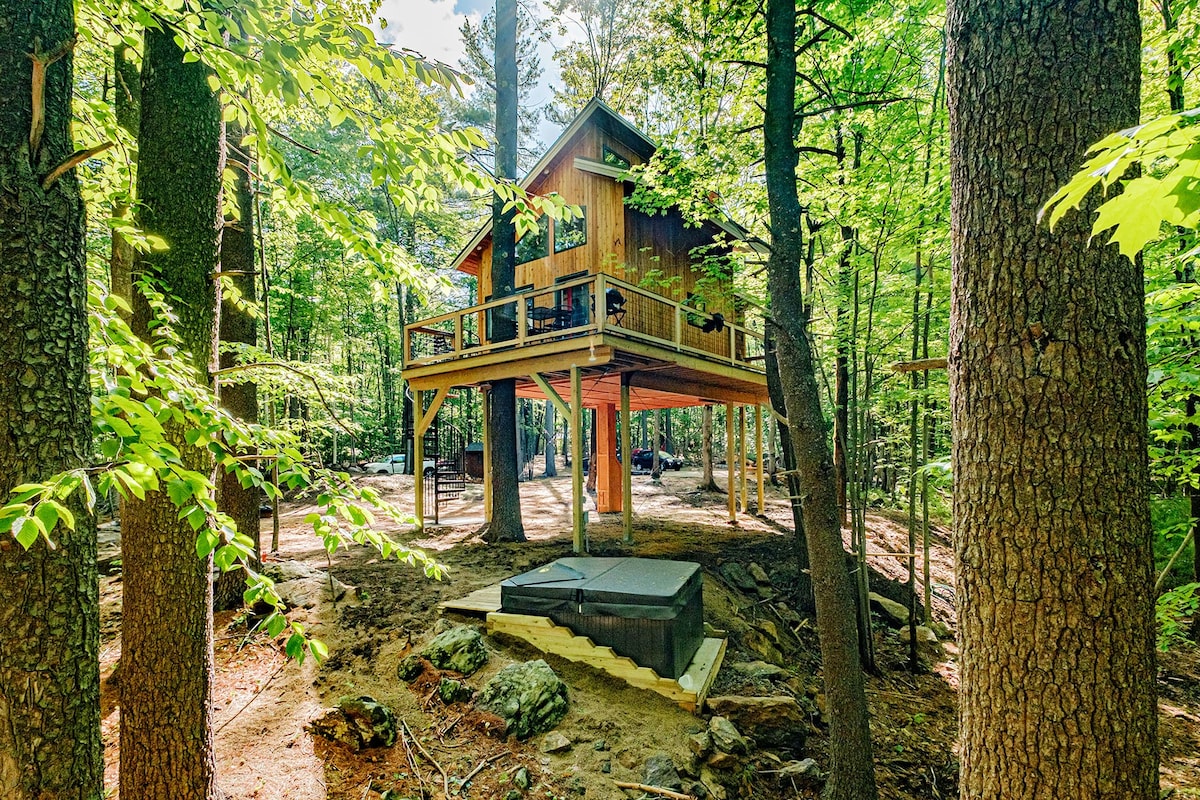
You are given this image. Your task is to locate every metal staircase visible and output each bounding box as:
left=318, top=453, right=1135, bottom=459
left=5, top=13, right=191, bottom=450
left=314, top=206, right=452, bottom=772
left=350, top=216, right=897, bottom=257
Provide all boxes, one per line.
left=418, top=421, right=467, bottom=525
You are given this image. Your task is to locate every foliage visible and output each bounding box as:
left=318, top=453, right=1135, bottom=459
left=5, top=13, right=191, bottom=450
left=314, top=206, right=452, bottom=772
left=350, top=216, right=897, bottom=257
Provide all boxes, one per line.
left=1157, top=582, right=1200, bottom=650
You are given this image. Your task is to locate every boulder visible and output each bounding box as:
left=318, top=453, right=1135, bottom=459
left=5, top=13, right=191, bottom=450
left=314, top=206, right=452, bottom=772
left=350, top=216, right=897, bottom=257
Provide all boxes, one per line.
left=476, top=659, right=569, bottom=740
left=868, top=592, right=909, bottom=628
left=263, top=560, right=351, bottom=609
left=439, top=678, right=472, bottom=704
left=421, top=626, right=488, bottom=676
left=718, top=562, right=757, bottom=592
left=396, top=655, right=425, bottom=683
left=708, top=716, right=749, bottom=755
left=742, top=628, right=785, bottom=666
left=706, top=695, right=807, bottom=753
left=898, top=624, right=940, bottom=644
left=706, top=751, right=740, bottom=770
left=513, top=766, right=532, bottom=789
left=778, top=758, right=822, bottom=787
left=308, top=695, right=395, bottom=751
left=687, top=731, right=712, bottom=757
left=727, top=661, right=788, bottom=681
left=747, top=562, right=772, bottom=585
left=541, top=731, right=572, bottom=753
left=643, top=753, right=683, bottom=791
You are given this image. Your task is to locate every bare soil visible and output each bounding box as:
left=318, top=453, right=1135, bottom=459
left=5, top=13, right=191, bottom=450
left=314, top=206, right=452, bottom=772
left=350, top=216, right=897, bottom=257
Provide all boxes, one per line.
left=97, top=464, right=1200, bottom=799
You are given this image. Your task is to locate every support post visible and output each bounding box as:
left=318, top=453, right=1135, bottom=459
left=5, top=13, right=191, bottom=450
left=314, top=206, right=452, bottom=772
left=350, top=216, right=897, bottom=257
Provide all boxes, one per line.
left=621, top=379, right=633, bottom=543
left=414, top=389, right=425, bottom=532
left=756, top=404, right=765, bottom=514
left=739, top=405, right=748, bottom=513
left=726, top=403, right=736, bottom=524
left=596, top=403, right=620, bottom=513
left=482, top=387, right=492, bottom=523
left=571, top=366, right=585, bottom=552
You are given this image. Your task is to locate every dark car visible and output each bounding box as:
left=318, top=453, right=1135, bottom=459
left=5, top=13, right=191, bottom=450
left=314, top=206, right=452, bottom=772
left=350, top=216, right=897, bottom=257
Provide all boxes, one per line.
left=631, top=449, right=682, bottom=471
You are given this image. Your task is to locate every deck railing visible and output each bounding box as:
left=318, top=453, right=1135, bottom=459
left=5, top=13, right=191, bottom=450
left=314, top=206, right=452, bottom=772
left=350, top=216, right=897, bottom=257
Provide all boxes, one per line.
left=403, top=273, right=766, bottom=374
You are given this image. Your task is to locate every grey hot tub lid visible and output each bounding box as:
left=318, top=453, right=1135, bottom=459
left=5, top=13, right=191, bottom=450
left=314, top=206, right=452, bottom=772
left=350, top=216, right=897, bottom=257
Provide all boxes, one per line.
left=500, top=557, right=701, bottom=618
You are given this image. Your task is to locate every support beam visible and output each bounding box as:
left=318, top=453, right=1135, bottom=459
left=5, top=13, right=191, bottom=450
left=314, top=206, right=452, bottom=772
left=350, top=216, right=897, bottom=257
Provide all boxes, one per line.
left=415, top=385, right=449, bottom=437
left=530, top=372, right=570, bottom=420
left=596, top=403, right=621, bottom=513
left=571, top=366, right=585, bottom=552
left=726, top=403, right=737, bottom=525
left=756, top=404, right=765, bottom=514
left=621, top=380, right=633, bottom=543
left=414, top=389, right=425, bottom=532
left=482, top=388, right=492, bottom=523
left=739, top=405, right=748, bottom=514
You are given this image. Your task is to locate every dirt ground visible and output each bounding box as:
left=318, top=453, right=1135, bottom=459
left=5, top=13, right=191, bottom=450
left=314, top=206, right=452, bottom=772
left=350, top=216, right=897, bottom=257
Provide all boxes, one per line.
left=97, top=463, right=1200, bottom=799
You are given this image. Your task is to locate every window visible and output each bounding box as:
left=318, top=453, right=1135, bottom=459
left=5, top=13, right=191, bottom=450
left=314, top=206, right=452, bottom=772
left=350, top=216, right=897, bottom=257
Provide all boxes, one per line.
left=554, top=206, right=587, bottom=253
left=602, top=145, right=630, bottom=170
left=515, top=216, right=549, bottom=265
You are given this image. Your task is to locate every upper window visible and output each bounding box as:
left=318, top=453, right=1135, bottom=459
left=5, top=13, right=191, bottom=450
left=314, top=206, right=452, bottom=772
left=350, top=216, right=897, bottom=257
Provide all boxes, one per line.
left=515, top=216, right=550, bottom=265
left=602, top=145, right=630, bottom=170
left=554, top=206, right=587, bottom=253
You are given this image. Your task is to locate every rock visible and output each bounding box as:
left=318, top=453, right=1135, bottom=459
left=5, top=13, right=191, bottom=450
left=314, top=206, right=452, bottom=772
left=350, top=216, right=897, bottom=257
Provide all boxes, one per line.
left=421, top=626, right=488, bottom=676
left=439, top=678, right=472, bottom=704
left=396, top=655, right=424, bottom=682
left=513, top=766, right=532, bottom=789
left=706, top=751, right=740, bottom=770
left=898, top=624, right=939, bottom=644
left=503, top=791, right=522, bottom=800
left=600, top=759, right=611, bottom=774
left=687, top=731, right=712, bottom=757
left=868, top=592, right=910, bottom=627
left=541, top=731, right=572, bottom=753
left=773, top=603, right=802, bottom=627
left=593, top=739, right=608, bottom=751
left=706, top=695, right=807, bottom=753
left=742, top=629, right=785, bottom=665
left=643, top=753, right=683, bottom=791
left=755, top=619, right=780, bottom=643
left=689, top=781, right=709, bottom=799
left=307, top=695, right=396, bottom=751
left=718, top=562, right=757, bottom=592
left=931, top=621, right=953, bottom=640
left=262, top=561, right=352, bottom=609
left=747, top=562, right=772, bottom=585
left=477, top=659, right=569, bottom=740
left=779, top=758, right=822, bottom=787
left=708, top=716, right=749, bottom=755
left=728, top=661, right=789, bottom=681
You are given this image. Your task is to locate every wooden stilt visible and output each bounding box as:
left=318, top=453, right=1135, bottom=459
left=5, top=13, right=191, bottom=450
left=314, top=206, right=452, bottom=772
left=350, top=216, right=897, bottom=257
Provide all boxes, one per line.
left=571, top=366, right=585, bottom=552
left=756, top=404, right=765, bottom=514
left=414, top=389, right=425, bottom=532
left=738, top=405, right=748, bottom=513
left=621, top=379, right=633, bottom=543
left=482, top=388, right=492, bottom=523
left=726, top=403, right=736, bottom=524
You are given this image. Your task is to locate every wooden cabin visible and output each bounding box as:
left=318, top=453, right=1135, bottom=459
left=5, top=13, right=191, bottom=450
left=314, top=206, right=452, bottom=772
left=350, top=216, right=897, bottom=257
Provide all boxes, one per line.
left=403, top=98, right=771, bottom=547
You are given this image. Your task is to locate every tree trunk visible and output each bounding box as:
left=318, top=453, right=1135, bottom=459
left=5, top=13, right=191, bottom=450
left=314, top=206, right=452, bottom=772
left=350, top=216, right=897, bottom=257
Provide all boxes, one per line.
left=483, top=0, right=525, bottom=541
left=120, top=23, right=224, bottom=800
left=543, top=400, right=557, bottom=476
left=763, top=1, right=877, bottom=797
left=0, top=3, right=102, bottom=796
left=214, top=122, right=261, bottom=611
left=947, top=2, right=1158, bottom=797
left=698, top=405, right=720, bottom=491
left=110, top=43, right=139, bottom=317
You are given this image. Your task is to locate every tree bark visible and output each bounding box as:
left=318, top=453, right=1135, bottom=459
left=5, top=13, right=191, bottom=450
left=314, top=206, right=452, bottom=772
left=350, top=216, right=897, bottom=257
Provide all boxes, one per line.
left=947, top=2, right=1158, bottom=797
left=0, top=3, right=102, bottom=797
left=763, top=1, right=877, bottom=797
left=120, top=23, right=224, bottom=800
left=110, top=43, right=139, bottom=318
left=483, top=0, right=525, bottom=541
left=543, top=400, right=557, bottom=476
left=214, top=122, right=261, bottom=611
left=698, top=405, right=720, bottom=491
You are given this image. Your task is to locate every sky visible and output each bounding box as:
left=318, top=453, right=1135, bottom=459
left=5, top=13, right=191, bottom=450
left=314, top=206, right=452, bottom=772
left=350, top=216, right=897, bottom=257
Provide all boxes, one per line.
left=373, top=0, right=566, bottom=148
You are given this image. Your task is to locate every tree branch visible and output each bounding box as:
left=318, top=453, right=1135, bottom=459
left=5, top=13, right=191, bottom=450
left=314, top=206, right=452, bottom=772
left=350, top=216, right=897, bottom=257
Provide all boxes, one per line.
left=41, top=142, right=113, bottom=190
left=796, top=145, right=840, bottom=158
left=213, top=361, right=357, bottom=442
left=28, top=35, right=77, bottom=162
left=796, top=97, right=910, bottom=119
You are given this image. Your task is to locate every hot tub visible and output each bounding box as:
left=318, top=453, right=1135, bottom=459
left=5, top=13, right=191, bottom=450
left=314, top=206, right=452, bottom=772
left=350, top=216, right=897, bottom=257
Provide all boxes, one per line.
left=500, top=557, right=703, bottom=679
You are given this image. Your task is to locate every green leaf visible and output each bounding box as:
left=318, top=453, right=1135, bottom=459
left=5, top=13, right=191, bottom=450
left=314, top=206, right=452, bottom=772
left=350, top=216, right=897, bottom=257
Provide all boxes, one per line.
left=195, top=528, right=220, bottom=559
left=266, top=612, right=288, bottom=638
left=12, top=516, right=39, bottom=549
left=34, top=503, right=59, bottom=536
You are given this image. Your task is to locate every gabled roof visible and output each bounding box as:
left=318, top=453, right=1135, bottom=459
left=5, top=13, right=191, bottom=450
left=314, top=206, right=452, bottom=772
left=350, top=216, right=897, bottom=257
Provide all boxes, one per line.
left=450, top=97, right=765, bottom=273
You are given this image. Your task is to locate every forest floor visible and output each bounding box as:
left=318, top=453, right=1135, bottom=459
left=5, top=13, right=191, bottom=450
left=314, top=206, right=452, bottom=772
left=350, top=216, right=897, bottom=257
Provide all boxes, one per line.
left=96, top=463, right=1200, bottom=799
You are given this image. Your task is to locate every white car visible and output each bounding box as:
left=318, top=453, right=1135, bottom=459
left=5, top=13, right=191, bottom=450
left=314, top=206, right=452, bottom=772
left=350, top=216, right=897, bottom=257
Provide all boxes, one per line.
left=364, top=454, right=435, bottom=476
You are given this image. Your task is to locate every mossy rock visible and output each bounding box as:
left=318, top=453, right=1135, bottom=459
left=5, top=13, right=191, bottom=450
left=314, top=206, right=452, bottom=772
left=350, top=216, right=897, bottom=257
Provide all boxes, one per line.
left=421, top=626, right=489, bottom=676
left=476, top=659, right=569, bottom=740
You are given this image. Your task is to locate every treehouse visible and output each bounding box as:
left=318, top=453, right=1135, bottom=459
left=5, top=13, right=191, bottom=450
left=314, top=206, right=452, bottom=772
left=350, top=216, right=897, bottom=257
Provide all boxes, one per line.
left=403, top=98, right=771, bottom=549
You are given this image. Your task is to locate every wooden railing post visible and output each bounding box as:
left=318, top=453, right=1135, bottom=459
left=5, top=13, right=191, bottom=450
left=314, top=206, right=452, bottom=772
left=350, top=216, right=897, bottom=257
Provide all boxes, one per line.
left=596, top=273, right=607, bottom=334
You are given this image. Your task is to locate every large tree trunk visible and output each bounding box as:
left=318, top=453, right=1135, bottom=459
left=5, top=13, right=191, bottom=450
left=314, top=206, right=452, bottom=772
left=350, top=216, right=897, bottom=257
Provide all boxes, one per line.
left=120, top=24, right=224, bottom=800
left=483, top=0, right=525, bottom=541
left=543, top=400, right=557, bottom=476
left=763, top=1, right=877, bottom=798
left=0, top=3, right=102, bottom=797
left=698, top=405, right=720, bottom=491
left=214, top=122, right=261, bottom=611
left=947, top=2, right=1157, bottom=798
left=110, top=43, right=139, bottom=317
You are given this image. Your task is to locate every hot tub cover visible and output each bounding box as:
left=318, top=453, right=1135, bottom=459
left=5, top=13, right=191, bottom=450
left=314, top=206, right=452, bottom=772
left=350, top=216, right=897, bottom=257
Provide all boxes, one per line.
left=500, top=557, right=701, bottom=620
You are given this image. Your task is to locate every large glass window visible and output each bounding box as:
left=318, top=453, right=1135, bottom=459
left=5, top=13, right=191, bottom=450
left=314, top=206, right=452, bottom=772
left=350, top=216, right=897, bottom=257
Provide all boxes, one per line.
left=515, top=216, right=549, bottom=265
left=602, top=145, right=630, bottom=170
left=554, top=206, right=587, bottom=253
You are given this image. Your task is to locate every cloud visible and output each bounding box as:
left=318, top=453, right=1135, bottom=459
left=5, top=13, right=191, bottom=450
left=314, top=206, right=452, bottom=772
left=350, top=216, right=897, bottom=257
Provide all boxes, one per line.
left=373, top=0, right=481, bottom=69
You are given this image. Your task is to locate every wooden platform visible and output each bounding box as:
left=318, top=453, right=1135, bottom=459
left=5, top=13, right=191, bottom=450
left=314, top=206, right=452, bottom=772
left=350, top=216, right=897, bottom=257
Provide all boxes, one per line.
left=438, top=583, right=502, bottom=615
left=486, top=611, right=726, bottom=713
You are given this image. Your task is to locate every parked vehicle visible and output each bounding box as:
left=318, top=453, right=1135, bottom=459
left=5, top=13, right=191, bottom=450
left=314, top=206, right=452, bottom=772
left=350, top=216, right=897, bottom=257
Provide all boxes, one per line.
left=631, top=449, right=682, bottom=471
left=364, top=454, right=435, bottom=475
